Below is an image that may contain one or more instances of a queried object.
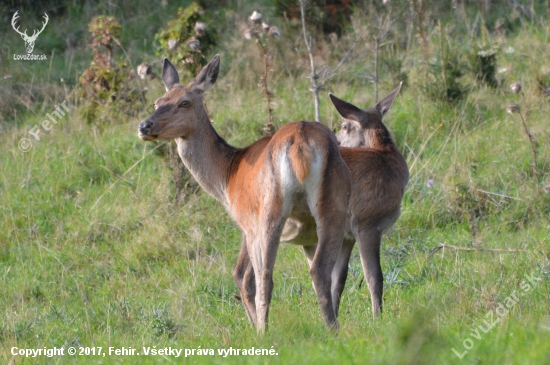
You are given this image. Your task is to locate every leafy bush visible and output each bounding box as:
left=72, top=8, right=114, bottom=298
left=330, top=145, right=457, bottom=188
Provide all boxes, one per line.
left=154, top=2, right=216, bottom=77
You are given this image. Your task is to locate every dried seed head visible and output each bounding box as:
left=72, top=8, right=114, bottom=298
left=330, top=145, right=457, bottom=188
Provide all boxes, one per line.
left=244, top=28, right=255, bottom=40
left=167, top=39, right=178, bottom=51
left=510, top=82, right=522, bottom=94
left=329, top=32, right=338, bottom=45
left=268, top=26, right=281, bottom=38
left=250, top=11, right=262, bottom=25
left=186, top=38, right=201, bottom=51
left=506, top=104, right=521, bottom=114
left=137, top=63, right=156, bottom=80
left=262, top=22, right=270, bottom=33
left=383, top=0, right=391, bottom=4
left=262, top=123, right=275, bottom=136
left=194, top=22, right=206, bottom=36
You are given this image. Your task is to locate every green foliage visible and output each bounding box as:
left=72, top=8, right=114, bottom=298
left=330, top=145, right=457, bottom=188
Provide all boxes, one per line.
left=423, top=55, right=467, bottom=104
left=154, top=2, right=216, bottom=77
left=422, top=22, right=468, bottom=104
left=88, top=15, right=121, bottom=50
left=474, top=48, right=498, bottom=88
left=274, top=0, right=352, bottom=35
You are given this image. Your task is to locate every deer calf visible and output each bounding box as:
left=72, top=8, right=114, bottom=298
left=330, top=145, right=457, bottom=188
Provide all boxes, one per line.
left=138, top=55, right=351, bottom=333
left=329, top=85, right=409, bottom=318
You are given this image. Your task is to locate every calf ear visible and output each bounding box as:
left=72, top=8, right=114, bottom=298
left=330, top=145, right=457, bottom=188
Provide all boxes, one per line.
left=162, top=58, right=180, bottom=92
left=193, top=54, right=220, bottom=93
left=376, top=82, right=402, bottom=116
left=329, top=94, right=362, bottom=122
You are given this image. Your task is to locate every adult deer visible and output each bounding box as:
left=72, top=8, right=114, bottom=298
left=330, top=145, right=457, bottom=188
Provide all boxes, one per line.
left=236, top=85, right=408, bottom=321
left=138, top=55, right=351, bottom=333
left=11, top=11, right=49, bottom=54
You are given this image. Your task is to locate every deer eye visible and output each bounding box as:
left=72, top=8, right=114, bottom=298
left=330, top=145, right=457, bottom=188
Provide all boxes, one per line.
left=179, top=101, right=190, bottom=108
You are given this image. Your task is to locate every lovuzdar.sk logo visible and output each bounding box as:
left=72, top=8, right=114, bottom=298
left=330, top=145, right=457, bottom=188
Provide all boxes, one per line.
left=11, top=11, right=49, bottom=61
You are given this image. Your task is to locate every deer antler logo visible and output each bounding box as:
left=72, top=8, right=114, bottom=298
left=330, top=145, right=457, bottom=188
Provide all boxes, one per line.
left=11, top=11, right=49, bottom=54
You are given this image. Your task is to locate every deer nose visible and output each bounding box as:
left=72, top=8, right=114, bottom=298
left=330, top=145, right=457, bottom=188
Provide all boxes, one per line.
left=139, top=120, right=153, bottom=134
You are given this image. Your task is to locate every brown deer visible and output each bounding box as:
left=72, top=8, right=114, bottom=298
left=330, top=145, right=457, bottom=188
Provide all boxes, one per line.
left=329, top=85, right=409, bottom=318
left=138, top=55, right=351, bottom=333
left=235, top=85, right=408, bottom=322
left=11, top=11, right=49, bottom=54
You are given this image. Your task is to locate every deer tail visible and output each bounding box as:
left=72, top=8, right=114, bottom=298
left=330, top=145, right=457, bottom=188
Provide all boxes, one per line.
left=288, top=137, right=313, bottom=185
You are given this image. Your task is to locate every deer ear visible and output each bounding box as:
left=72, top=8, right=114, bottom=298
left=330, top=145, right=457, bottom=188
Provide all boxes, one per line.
left=194, top=54, right=220, bottom=93
left=162, top=58, right=179, bottom=92
left=329, top=94, right=362, bottom=122
left=376, top=82, right=402, bottom=116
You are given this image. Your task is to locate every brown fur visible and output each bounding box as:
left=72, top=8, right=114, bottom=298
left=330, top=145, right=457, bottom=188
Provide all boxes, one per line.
left=288, top=123, right=313, bottom=184
left=329, top=87, right=409, bottom=317
left=138, top=56, right=351, bottom=333
left=234, top=86, right=409, bottom=321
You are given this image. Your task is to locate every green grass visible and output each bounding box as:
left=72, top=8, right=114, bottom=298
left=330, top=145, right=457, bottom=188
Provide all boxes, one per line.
left=1, top=1, right=550, bottom=364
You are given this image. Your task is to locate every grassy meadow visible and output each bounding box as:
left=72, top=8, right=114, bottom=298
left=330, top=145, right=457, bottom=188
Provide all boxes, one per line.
left=1, top=0, right=549, bottom=364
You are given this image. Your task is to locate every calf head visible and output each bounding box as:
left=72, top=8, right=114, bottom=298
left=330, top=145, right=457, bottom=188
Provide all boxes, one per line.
left=330, top=83, right=401, bottom=148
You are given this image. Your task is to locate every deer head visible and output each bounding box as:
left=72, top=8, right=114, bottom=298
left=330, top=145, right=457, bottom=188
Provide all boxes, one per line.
left=11, top=11, right=49, bottom=54
left=330, top=83, right=402, bottom=148
left=138, top=56, right=220, bottom=141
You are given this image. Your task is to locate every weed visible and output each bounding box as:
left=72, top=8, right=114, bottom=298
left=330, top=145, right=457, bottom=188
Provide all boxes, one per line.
left=149, top=304, right=180, bottom=338
left=474, top=48, right=498, bottom=88
left=154, top=2, right=216, bottom=78
left=78, top=15, right=144, bottom=122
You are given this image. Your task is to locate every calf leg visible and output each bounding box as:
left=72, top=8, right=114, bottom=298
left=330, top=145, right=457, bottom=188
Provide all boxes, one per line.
left=357, top=228, right=383, bottom=318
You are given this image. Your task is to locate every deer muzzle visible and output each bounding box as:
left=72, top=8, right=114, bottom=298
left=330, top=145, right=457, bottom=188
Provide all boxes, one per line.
left=138, top=119, right=157, bottom=140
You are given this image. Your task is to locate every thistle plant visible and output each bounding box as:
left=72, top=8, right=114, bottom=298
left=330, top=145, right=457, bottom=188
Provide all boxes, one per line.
left=154, top=2, right=216, bottom=77
left=243, top=11, right=280, bottom=135
left=79, top=15, right=143, bottom=122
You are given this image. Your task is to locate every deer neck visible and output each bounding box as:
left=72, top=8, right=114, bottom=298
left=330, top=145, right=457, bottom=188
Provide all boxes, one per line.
left=174, top=111, right=237, bottom=206
left=364, top=122, right=396, bottom=151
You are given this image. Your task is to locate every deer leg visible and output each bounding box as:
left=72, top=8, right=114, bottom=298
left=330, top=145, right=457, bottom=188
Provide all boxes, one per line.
left=302, top=245, right=318, bottom=296
left=304, top=239, right=354, bottom=318
left=302, top=244, right=316, bottom=267
left=307, top=206, right=347, bottom=330
left=247, top=223, right=282, bottom=334
left=308, top=235, right=340, bottom=330
left=232, top=237, right=257, bottom=326
left=356, top=228, right=383, bottom=318
left=330, top=239, right=354, bottom=317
